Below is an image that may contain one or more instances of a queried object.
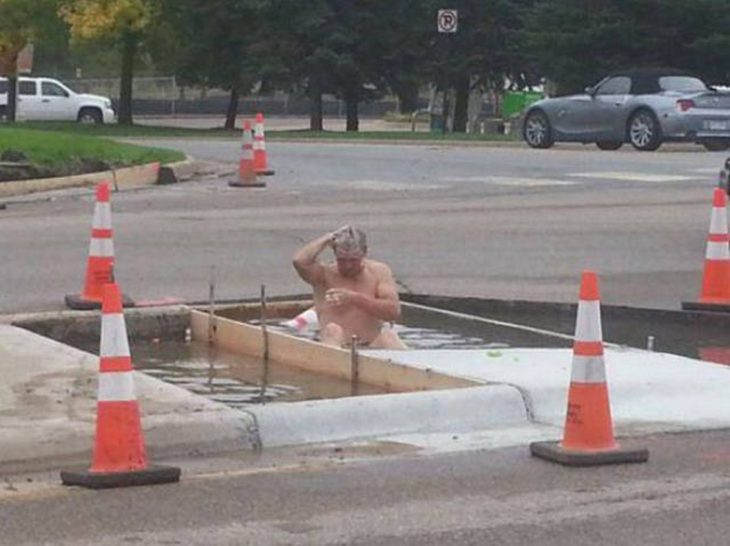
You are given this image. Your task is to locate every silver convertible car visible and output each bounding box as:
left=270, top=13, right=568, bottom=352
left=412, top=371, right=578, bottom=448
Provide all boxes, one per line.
left=522, top=70, right=730, bottom=151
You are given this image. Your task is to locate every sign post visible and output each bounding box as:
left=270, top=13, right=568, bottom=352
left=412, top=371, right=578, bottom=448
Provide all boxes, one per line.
left=437, top=10, right=458, bottom=134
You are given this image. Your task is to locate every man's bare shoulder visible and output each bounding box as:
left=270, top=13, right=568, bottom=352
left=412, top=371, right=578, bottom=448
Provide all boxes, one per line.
left=364, top=259, right=394, bottom=277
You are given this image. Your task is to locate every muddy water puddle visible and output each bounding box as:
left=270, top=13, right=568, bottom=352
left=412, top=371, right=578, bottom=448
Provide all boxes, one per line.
left=127, top=318, right=567, bottom=409
left=130, top=340, right=386, bottom=408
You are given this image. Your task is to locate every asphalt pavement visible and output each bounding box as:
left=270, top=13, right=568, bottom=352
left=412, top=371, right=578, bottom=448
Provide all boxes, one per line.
left=2, top=137, right=730, bottom=545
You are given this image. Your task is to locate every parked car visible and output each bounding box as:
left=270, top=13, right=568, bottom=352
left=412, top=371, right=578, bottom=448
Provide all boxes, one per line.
left=522, top=69, right=730, bottom=151
left=0, top=76, right=115, bottom=124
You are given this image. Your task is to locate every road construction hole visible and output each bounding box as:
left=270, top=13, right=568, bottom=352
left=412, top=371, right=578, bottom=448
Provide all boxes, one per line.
left=131, top=340, right=388, bottom=407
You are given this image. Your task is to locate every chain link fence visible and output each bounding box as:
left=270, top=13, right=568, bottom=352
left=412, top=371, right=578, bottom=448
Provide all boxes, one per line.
left=67, top=76, right=402, bottom=117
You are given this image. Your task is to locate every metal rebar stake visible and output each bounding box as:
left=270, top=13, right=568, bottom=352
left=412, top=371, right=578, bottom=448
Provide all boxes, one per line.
left=207, top=266, right=216, bottom=346
left=258, top=284, right=270, bottom=404
left=350, top=335, right=359, bottom=396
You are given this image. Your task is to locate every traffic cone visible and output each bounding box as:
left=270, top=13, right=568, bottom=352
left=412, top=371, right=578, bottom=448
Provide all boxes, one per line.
left=283, top=307, right=318, bottom=333
left=65, top=182, right=134, bottom=310
left=253, top=112, right=275, bottom=176
left=530, top=270, right=649, bottom=466
left=699, top=346, right=730, bottom=366
left=229, top=120, right=266, bottom=188
left=61, top=283, right=180, bottom=489
left=682, top=188, right=730, bottom=312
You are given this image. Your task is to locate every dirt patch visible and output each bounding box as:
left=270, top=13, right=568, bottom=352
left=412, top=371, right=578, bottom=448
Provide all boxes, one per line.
left=0, top=150, right=117, bottom=182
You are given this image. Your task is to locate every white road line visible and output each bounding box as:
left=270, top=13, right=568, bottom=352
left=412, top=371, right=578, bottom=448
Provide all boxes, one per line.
left=442, top=176, right=577, bottom=186
left=570, top=172, right=696, bottom=182
left=341, top=180, right=445, bottom=191
left=691, top=167, right=724, bottom=174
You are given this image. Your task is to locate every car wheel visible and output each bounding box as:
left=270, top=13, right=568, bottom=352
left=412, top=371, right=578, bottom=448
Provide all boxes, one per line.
left=703, top=141, right=730, bottom=151
left=627, top=109, right=662, bottom=151
left=596, top=141, right=623, bottom=151
left=78, top=108, right=103, bottom=124
left=523, top=110, right=554, bottom=149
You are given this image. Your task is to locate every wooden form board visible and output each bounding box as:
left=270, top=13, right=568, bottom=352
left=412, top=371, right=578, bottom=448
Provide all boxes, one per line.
left=189, top=307, right=478, bottom=393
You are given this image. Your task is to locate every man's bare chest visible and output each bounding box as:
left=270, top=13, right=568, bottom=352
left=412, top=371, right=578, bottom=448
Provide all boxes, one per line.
left=324, top=269, right=377, bottom=294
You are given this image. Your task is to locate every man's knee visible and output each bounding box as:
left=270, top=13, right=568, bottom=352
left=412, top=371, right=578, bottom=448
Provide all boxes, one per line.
left=320, top=322, right=345, bottom=346
left=371, top=328, right=408, bottom=350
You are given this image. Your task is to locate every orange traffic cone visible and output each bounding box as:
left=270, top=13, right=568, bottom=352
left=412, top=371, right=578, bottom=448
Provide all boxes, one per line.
left=65, top=182, right=134, bottom=310
left=253, top=112, right=275, bottom=176
left=61, top=283, right=180, bottom=489
left=682, top=188, right=730, bottom=311
left=229, top=120, right=266, bottom=188
left=530, top=270, right=649, bottom=466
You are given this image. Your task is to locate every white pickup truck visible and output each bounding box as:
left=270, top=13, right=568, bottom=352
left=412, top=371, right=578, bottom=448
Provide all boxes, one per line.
left=0, top=76, right=115, bottom=124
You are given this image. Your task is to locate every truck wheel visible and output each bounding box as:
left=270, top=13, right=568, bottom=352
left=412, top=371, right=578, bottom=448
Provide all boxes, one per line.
left=78, top=108, right=102, bottom=124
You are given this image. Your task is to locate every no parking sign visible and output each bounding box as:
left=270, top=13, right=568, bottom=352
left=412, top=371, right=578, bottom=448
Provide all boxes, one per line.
left=437, top=9, right=458, bottom=33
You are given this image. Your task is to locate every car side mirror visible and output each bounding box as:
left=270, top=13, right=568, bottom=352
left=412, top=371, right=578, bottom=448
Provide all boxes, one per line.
left=585, top=86, right=596, bottom=96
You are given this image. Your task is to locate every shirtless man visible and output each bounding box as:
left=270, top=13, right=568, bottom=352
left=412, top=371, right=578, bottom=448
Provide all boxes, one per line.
left=292, top=226, right=407, bottom=349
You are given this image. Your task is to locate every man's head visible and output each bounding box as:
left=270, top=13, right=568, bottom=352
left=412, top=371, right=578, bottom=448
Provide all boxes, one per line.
left=333, top=226, right=367, bottom=277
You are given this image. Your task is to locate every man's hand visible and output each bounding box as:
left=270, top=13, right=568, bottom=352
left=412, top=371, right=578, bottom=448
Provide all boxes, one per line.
left=325, top=288, right=356, bottom=306
left=329, top=225, right=352, bottom=246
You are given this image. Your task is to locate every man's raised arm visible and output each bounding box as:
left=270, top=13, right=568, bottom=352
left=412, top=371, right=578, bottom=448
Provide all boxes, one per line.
left=292, top=231, right=337, bottom=285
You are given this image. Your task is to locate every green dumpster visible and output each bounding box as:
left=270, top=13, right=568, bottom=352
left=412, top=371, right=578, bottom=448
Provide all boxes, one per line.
left=502, top=91, right=543, bottom=119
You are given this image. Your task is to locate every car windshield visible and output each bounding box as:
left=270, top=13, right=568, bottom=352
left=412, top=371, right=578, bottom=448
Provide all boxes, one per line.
left=658, top=76, right=707, bottom=92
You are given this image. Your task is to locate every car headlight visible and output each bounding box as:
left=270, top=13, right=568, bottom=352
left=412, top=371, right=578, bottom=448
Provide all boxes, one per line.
left=104, top=99, right=112, bottom=109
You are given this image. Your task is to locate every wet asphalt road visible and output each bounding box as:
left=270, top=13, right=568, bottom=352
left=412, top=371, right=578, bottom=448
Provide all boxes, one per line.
left=2, top=429, right=729, bottom=545
left=1, top=140, right=730, bottom=544
left=0, top=140, right=726, bottom=313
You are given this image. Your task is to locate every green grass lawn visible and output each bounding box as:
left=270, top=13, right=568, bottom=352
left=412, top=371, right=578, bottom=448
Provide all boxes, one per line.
left=13, top=120, right=519, bottom=142
left=0, top=125, right=185, bottom=170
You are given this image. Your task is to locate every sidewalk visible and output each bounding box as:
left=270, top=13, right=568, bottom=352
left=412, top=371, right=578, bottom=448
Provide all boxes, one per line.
left=0, top=324, right=258, bottom=472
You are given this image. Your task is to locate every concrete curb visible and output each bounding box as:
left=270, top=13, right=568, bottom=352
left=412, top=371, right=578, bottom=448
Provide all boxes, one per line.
left=0, top=324, right=258, bottom=472
left=0, top=158, right=206, bottom=199
left=248, top=385, right=528, bottom=448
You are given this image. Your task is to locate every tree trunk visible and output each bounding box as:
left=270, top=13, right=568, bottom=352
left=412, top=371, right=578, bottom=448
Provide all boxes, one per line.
left=344, top=89, right=359, bottom=132
left=6, top=74, right=17, bottom=122
left=224, top=87, right=240, bottom=130
left=118, top=32, right=137, bottom=125
left=452, top=74, right=470, bottom=133
left=309, top=78, right=323, bottom=131
left=393, top=81, right=419, bottom=114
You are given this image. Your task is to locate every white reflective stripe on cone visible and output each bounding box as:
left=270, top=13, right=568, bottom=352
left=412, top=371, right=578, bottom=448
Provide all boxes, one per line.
left=570, top=355, right=607, bottom=383
left=573, top=300, right=602, bottom=341
left=710, top=208, right=728, bottom=235
left=101, top=314, right=131, bottom=357
left=92, top=203, right=112, bottom=229
left=706, top=241, right=730, bottom=260
left=89, top=238, right=115, bottom=257
left=98, top=371, right=136, bottom=402
left=253, top=140, right=265, bottom=151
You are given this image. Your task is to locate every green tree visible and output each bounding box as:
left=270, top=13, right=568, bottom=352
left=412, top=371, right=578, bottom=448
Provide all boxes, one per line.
left=163, top=0, right=263, bottom=129
left=257, top=0, right=335, bottom=130
left=523, top=0, right=730, bottom=95
left=60, top=0, right=159, bottom=124
left=0, top=0, right=62, bottom=121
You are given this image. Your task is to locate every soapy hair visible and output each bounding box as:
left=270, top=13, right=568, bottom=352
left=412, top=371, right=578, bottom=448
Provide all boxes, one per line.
left=334, top=226, right=367, bottom=258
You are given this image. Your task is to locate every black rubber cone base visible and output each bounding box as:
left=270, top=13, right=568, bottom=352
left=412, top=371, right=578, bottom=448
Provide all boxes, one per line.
left=681, top=301, right=730, bottom=313
left=65, top=293, right=135, bottom=310
left=229, top=179, right=266, bottom=188
left=61, top=465, right=180, bottom=489
left=255, top=169, right=275, bottom=176
left=530, top=441, right=649, bottom=467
